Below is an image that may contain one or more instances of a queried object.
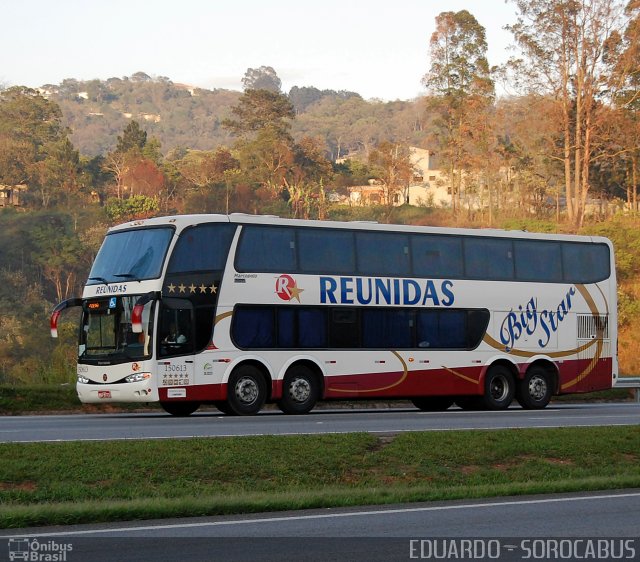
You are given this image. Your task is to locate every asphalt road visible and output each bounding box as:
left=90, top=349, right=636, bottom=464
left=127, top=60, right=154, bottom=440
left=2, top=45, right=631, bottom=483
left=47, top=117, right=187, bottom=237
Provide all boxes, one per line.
left=2, top=491, right=639, bottom=561
left=0, top=402, right=639, bottom=443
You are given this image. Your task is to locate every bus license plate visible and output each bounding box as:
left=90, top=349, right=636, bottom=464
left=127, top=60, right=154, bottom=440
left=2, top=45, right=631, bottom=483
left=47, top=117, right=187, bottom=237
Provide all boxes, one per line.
left=98, top=390, right=111, bottom=399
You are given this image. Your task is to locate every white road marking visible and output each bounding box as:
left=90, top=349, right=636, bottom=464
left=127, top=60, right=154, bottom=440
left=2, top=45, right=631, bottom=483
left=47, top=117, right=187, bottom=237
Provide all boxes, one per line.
left=3, top=421, right=640, bottom=444
left=2, top=492, right=639, bottom=538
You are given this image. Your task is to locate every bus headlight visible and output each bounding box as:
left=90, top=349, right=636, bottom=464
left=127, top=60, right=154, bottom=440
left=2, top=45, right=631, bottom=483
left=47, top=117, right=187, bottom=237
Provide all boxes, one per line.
left=126, top=372, right=151, bottom=383
left=77, top=375, right=90, bottom=384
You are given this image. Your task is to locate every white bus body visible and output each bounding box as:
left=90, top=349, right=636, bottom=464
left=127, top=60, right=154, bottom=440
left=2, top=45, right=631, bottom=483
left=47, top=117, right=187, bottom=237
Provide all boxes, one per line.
left=51, top=214, right=618, bottom=415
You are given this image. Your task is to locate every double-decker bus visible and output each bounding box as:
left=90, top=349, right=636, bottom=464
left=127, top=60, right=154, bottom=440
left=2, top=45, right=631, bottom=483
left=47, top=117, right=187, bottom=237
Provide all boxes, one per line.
left=50, top=214, right=617, bottom=416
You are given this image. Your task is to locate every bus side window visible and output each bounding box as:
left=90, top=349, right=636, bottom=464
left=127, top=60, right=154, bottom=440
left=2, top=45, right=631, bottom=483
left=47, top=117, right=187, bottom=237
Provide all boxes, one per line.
left=233, top=307, right=275, bottom=348
left=236, top=227, right=296, bottom=272
left=330, top=308, right=360, bottom=348
left=158, top=300, right=195, bottom=356
left=464, top=238, right=514, bottom=280
left=562, top=242, right=610, bottom=283
left=411, top=234, right=463, bottom=278
left=356, top=232, right=410, bottom=276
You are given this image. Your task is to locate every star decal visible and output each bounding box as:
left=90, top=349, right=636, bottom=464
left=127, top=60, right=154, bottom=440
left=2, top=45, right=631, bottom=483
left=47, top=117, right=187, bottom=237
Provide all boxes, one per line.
left=288, top=283, right=304, bottom=303
left=167, top=280, right=217, bottom=295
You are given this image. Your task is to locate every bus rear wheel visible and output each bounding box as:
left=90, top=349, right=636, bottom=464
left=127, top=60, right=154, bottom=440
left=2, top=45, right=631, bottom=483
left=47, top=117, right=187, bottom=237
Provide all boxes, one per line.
left=482, top=366, right=515, bottom=410
left=277, top=366, right=319, bottom=415
left=517, top=367, right=553, bottom=409
left=411, top=396, right=453, bottom=411
left=227, top=365, right=267, bottom=415
left=160, top=401, right=200, bottom=417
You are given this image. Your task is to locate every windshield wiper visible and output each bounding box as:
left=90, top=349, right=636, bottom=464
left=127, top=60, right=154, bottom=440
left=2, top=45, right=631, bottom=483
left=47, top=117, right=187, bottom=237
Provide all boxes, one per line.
left=88, top=276, right=110, bottom=285
left=113, top=273, right=135, bottom=279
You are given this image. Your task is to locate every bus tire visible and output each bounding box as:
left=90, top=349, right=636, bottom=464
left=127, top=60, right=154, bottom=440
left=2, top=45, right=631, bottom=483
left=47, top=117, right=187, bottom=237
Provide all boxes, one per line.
left=277, top=366, right=319, bottom=415
left=213, top=401, right=235, bottom=415
left=411, top=396, right=453, bottom=411
left=160, top=401, right=200, bottom=417
left=227, top=365, right=267, bottom=415
left=517, top=366, right=553, bottom=409
left=482, top=365, right=515, bottom=410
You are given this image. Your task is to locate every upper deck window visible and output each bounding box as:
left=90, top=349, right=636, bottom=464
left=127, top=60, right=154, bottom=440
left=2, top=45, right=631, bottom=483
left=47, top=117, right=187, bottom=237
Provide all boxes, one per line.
left=411, top=234, right=463, bottom=278
left=88, top=227, right=174, bottom=284
left=236, top=226, right=296, bottom=272
left=514, top=240, right=563, bottom=282
left=562, top=242, right=610, bottom=284
left=298, top=228, right=354, bottom=273
left=356, top=232, right=410, bottom=276
left=167, top=223, right=235, bottom=273
left=464, top=238, right=514, bottom=280
left=233, top=223, right=610, bottom=284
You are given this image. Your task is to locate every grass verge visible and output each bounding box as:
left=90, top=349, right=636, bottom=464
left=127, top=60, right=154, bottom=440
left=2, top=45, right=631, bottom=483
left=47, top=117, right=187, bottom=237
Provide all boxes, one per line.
left=1, top=426, right=639, bottom=529
left=0, top=385, right=160, bottom=414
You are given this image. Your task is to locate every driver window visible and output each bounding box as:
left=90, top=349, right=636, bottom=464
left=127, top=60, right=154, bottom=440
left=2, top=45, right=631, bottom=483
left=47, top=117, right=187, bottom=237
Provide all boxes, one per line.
left=158, top=299, right=194, bottom=357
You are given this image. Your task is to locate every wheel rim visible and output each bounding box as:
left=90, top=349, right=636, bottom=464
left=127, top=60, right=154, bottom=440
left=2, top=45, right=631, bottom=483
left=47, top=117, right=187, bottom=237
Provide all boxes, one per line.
left=235, top=376, right=259, bottom=405
left=288, top=377, right=311, bottom=403
left=528, top=375, right=548, bottom=401
left=490, top=374, right=509, bottom=402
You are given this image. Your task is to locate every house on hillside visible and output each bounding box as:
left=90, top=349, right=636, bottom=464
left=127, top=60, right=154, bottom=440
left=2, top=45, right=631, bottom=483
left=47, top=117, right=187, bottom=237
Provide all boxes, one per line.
left=347, top=147, right=453, bottom=208
left=404, top=147, right=451, bottom=207
left=0, top=184, right=27, bottom=208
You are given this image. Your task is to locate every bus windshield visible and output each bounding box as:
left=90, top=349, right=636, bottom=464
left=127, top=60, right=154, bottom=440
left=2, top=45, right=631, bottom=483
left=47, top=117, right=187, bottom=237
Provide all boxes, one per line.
left=79, top=296, right=155, bottom=363
left=87, top=227, right=174, bottom=284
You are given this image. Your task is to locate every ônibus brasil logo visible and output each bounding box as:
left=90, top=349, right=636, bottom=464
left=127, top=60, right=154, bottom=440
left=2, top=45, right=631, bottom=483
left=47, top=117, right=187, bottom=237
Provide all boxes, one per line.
left=275, top=275, right=304, bottom=303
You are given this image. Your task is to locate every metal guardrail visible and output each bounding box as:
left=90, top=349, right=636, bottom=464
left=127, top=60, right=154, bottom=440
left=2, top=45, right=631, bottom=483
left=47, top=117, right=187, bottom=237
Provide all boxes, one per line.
left=615, top=377, right=640, bottom=402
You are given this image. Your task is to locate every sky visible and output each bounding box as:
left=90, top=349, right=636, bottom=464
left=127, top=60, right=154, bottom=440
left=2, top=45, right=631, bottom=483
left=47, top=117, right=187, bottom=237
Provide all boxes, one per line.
left=1, top=0, right=519, bottom=101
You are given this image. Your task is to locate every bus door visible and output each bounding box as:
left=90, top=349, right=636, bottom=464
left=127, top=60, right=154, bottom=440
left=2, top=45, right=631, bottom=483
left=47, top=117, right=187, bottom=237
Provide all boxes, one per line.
left=157, top=298, right=196, bottom=393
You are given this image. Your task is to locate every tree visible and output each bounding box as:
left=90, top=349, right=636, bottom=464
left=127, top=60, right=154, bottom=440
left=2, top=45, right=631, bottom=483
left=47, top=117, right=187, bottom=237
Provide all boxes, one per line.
left=223, top=89, right=295, bottom=140
left=289, top=86, right=326, bottom=113
left=422, top=10, right=495, bottom=214
left=104, top=121, right=165, bottom=200
left=28, top=213, right=84, bottom=302
left=235, top=127, right=294, bottom=199
left=177, top=148, right=240, bottom=213
left=116, top=120, right=147, bottom=153
left=0, top=87, right=79, bottom=207
left=224, top=89, right=297, bottom=209
left=494, top=96, right=564, bottom=217
left=177, top=147, right=238, bottom=189
left=105, top=195, right=160, bottom=222
left=604, top=0, right=640, bottom=209
left=241, top=66, right=282, bottom=92
left=36, top=138, right=81, bottom=207
left=506, top=0, right=626, bottom=228
left=0, top=86, right=66, bottom=145
left=368, top=142, right=415, bottom=207
left=122, top=158, right=165, bottom=197
left=282, top=137, right=333, bottom=218
left=0, top=137, right=34, bottom=185
left=102, top=151, right=128, bottom=199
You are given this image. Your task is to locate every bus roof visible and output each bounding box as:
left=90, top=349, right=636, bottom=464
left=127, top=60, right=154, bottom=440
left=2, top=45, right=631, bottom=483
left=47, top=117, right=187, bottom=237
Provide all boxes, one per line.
left=107, top=213, right=612, bottom=246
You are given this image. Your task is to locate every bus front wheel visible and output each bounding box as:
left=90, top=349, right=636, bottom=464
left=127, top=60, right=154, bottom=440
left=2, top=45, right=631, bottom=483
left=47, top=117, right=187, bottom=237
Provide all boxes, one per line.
left=517, top=367, right=553, bottom=409
left=482, top=366, right=515, bottom=410
left=227, top=365, right=267, bottom=415
left=277, top=366, right=319, bottom=415
left=160, top=401, right=200, bottom=417
left=213, top=401, right=235, bottom=415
